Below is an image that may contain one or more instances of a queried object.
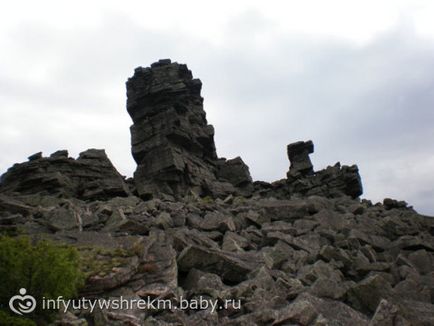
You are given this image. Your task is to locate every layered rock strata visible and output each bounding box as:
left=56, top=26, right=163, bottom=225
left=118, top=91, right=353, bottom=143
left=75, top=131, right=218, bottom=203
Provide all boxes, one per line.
left=0, top=149, right=129, bottom=200
left=126, top=59, right=253, bottom=199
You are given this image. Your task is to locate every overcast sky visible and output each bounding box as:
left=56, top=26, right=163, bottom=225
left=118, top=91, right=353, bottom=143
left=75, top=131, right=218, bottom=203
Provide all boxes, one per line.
left=1, top=1, right=434, bottom=215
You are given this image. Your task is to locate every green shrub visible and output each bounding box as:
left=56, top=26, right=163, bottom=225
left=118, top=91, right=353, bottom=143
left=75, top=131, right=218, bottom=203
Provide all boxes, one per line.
left=201, top=196, right=214, bottom=204
left=0, top=236, right=84, bottom=322
left=0, top=310, right=36, bottom=326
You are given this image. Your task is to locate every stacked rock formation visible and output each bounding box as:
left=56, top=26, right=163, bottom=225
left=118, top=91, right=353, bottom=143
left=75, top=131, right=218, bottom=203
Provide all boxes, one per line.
left=125, top=59, right=361, bottom=201
left=285, top=141, right=363, bottom=198
left=287, top=140, right=315, bottom=177
left=0, top=149, right=129, bottom=200
left=0, top=60, right=433, bottom=326
left=253, top=140, right=363, bottom=200
left=126, top=59, right=252, bottom=199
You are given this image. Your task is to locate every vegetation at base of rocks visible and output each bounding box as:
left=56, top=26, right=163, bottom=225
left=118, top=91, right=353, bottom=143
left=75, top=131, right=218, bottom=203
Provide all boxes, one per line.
left=0, top=226, right=20, bottom=237
left=0, top=311, right=36, bottom=326
left=78, top=245, right=135, bottom=278
left=0, top=236, right=85, bottom=322
left=200, top=196, right=214, bottom=204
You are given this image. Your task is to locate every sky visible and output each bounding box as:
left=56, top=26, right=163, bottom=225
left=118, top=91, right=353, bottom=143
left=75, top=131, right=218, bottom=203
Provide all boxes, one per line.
left=1, top=0, right=434, bottom=215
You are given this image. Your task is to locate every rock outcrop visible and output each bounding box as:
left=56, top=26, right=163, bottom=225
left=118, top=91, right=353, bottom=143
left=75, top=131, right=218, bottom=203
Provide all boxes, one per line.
left=0, top=149, right=129, bottom=200
left=286, top=161, right=363, bottom=199
left=287, top=140, right=315, bottom=177
left=126, top=59, right=361, bottom=201
left=0, top=60, right=433, bottom=326
left=126, top=59, right=253, bottom=199
left=254, top=140, right=363, bottom=200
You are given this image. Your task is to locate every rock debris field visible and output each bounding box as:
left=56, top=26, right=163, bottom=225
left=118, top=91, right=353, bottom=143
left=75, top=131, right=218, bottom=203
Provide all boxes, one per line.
left=1, top=59, right=433, bottom=325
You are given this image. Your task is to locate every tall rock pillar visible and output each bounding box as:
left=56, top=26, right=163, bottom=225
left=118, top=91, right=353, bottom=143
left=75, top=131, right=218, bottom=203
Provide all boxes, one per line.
left=126, top=59, right=220, bottom=198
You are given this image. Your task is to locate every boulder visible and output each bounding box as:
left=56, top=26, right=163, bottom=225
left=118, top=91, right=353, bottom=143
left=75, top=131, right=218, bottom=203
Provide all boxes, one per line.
left=347, top=274, right=394, bottom=313
left=177, top=244, right=263, bottom=283
left=287, top=140, right=314, bottom=177
left=216, top=157, right=253, bottom=194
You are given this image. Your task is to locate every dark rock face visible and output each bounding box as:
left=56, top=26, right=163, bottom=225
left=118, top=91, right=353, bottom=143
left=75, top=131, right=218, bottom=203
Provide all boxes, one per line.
left=285, top=140, right=363, bottom=198
left=255, top=140, right=363, bottom=199
left=126, top=59, right=255, bottom=200
left=216, top=157, right=253, bottom=194
left=0, top=149, right=129, bottom=200
left=1, top=59, right=433, bottom=325
left=287, top=161, right=363, bottom=198
left=127, top=59, right=225, bottom=198
left=287, top=140, right=314, bottom=177
left=126, top=60, right=361, bottom=201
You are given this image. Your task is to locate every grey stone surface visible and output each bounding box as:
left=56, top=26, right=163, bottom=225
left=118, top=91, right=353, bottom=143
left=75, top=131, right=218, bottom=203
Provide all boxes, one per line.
left=126, top=59, right=253, bottom=199
left=0, top=149, right=129, bottom=200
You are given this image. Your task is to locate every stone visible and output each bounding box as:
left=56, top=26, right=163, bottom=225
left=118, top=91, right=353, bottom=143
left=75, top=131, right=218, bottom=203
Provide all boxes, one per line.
left=273, top=293, right=369, bottom=326
left=50, top=150, right=69, bottom=158
left=272, top=295, right=318, bottom=325
left=0, top=149, right=130, bottom=200
left=216, top=157, right=253, bottom=193
left=297, top=260, right=344, bottom=285
left=298, top=293, right=369, bottom=325
left=45, top=205, right=82, bottom=232
left=182, top=268, right=227, bottom=298
left=289, top=162, right=363, bottom=198
left=177, top=245, right=262, bottom=283
left=392, top=235, right=434, bottom=252
left=257, top=198, right=311, bottom=222
left=126, top=60, right=252, bottom=199
left=309, top=277, right=349, bottom=300
left=200, top=211, right=236, bottom=233
left=54, top=311, right=88, bottom=326
left=369, top=298, right=434, bottom=326
left=170, top=227, right=220, bottom=252
left=28, top=152, right=42, bottom=161
left=394, top=299, right=434, bottom=325
left=369, top=299, right=411, bottom=326
left=138, top=230, right=178, bottom=290
left=393, top=278, right=431, bottom=303
left=407, top=249, right=433, bottom=275
left=222, top=232, right=250, bottom=252
left=347, top=274, right=394, bottom=313
left=319, top=245, right=352, bottom=268
left=273, top=140, right=364, bottom=199
left=383, top=198, right=408, bottom=210
left=0, top=194, right=37, bottom=216
left=92, top=294, right=145, bottom=326
left=287, top=140, right=314, bottom=177
left=261, top=240, right=293, bottom=269
left=153, top=212, right=173, bottom=229
left=239, top=209, right=270, bottom=226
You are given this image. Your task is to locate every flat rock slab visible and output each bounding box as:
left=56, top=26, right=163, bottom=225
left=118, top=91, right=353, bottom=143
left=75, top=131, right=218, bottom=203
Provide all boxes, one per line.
left=177, top=244, right=263, bottom=283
